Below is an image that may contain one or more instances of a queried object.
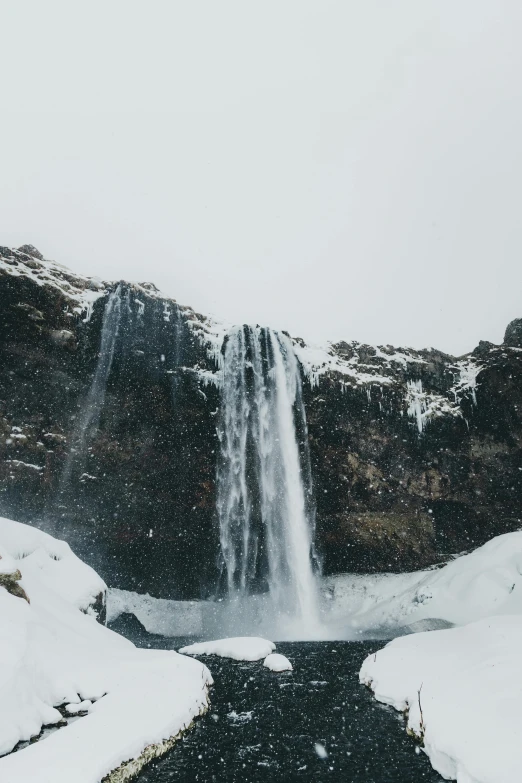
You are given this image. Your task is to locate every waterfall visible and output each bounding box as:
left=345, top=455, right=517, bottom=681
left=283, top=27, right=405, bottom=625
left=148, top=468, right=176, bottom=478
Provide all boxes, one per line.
left=60, top=285, right=123, bottom=489
left=217, top=325, right=321, bottom=636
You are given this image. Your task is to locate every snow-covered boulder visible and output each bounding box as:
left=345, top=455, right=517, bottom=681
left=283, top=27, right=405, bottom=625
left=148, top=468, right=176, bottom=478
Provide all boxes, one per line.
left=179, top=636, right=276, bottom=661
left=0, top=517, right=213, bottom=782
left=0, top=517, right=106, bottom=620
left=360, top=615, right=522, bottom=783
left=263, top=653, right=293, bottom=672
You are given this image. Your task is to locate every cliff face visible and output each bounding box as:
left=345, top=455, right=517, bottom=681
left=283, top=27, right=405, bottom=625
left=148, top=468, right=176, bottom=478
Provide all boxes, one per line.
left=1, top=245, right=521, bottom=597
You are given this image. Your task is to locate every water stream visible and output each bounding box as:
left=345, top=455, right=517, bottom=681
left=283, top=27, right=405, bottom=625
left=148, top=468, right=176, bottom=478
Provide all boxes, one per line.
left=60, top=284, right=123, bottom=492
left=130, top=633, right=443, bottom=783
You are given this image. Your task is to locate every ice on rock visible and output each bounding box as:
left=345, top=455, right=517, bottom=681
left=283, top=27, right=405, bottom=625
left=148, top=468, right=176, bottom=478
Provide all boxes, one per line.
left=405, top=379, right=460, bottom=434
left=263, top=653, right=293, bottom=672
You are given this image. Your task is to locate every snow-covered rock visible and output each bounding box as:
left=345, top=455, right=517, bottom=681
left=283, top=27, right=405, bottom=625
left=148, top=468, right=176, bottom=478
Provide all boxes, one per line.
left=0, top=518, right=212, bottom=783
left=263, top=653, right=293, bottom=672
left=327, top=531, right=522, bottom=635
left=179, top=636, right=276, bottom=661
left=0, top=516, right=106, bottom=619
left=360, top=615, right=522, bottom=783
left=65, top=700, right=92, bottom=715
left=0, top=245, right=107, bottom=322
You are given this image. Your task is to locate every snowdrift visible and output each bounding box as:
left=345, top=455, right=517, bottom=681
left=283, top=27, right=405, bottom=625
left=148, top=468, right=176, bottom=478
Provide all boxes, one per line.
left=0, top=517, right=212, bottom=783
left=330, top=531, right=522, bottom=634
left=360, top=615, right=522, bottom=783
left=358, top=532, right=522, bottom=782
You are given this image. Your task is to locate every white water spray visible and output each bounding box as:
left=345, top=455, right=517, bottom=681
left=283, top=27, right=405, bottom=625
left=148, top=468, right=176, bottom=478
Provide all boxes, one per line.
left=217, top=325, right=321, bottom=636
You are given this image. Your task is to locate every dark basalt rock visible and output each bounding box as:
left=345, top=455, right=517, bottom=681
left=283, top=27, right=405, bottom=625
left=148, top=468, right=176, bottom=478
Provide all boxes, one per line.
left=108, top=611, right=150, bottom=641
left=504, top=318, right=522, bottom=348
left=1, top=245, right=522, bottom=597
left=17, top=244, right=44, bottom=260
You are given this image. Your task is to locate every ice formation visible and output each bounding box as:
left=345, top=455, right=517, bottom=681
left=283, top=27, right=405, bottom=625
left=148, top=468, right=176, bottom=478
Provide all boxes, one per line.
left=405, top=379, right=460, bottom=433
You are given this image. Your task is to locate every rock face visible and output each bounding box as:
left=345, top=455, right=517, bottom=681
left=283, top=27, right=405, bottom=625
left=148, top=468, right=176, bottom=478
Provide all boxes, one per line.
left=504, top=318, right=522, bottom=348
left=1, top=245, right=522, bottom=597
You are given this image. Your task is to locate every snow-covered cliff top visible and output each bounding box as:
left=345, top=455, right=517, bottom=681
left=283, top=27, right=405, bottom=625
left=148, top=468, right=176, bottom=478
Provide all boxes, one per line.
left=1, top=244, right=508, bottom=432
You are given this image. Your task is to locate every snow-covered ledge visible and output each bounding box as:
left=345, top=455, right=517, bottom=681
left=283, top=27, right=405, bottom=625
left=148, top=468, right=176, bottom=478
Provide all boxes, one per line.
left=0, top=517, right=212, bottom=783
left=360, top=616, right=522, bottom=783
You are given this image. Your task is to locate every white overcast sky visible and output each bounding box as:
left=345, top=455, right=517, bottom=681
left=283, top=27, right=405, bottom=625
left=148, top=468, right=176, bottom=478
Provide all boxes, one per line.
left=2, top=1, right=522, bottom=355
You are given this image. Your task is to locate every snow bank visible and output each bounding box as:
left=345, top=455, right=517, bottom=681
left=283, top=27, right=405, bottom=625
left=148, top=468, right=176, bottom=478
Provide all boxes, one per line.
left=360, top=615, right=522, bottom=783
left=327, top=532, right=522, bottom=634
left=0, top=516, right=105, bottom=615
left=263, top=653, right=293, bottom=672
left=107, top=588, right=203, bottom=636
left=179, top=636, right=276, bottom=661
left=0, top=518, right=212, bottom=783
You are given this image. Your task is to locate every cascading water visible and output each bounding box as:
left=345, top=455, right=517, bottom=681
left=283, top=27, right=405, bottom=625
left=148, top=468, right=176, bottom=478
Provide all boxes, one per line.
left=216, top=325, right=322, bottom=637
left=60, top=284, right=123, bottom=490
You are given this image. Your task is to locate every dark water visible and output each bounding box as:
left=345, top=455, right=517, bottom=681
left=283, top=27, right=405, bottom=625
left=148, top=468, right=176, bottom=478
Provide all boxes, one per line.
left=128, top=632, right=443, bottom=783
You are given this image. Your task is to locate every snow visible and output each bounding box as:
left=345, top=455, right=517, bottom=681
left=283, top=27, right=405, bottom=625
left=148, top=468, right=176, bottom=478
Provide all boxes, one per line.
left=0, top=247, right=107, bottom=321
left=360, top=615, right=522, bottom=783
left=107, top=588, right=203, bottom=636
left=314, top=742, right=328, bottom=759
left=65, top=700, right=92, bottom=715
left=292, top=340, right=396, bottom=390
left=0, top=553, right=18, bottom=576
left=5, top=459, right=44, bottom=472
left=0, top=518, right=212, bottom=782
left=0, top=516, right=105, bottom=613
left=179, top=636, right=276, bottom=661
left=329, top=532, right=522, bottom=635
left=263, top=653, right=293, bottom=672
left=227, top=710, right=253, bottom=724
